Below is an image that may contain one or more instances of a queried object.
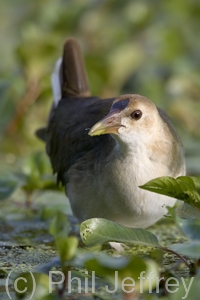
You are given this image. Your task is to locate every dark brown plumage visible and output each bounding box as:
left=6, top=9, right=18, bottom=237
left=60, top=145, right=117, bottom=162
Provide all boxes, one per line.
left=36, top=38, right=114, bottom=184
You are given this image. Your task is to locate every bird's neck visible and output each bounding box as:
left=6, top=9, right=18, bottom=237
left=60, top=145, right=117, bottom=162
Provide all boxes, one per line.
left=112, top=132, right=150, bottom=158
left=110, top=132, right=169, bottom=186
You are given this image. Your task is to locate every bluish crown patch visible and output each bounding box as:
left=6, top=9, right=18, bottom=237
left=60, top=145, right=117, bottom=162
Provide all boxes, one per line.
left=112, top=99, right=129, bottom=111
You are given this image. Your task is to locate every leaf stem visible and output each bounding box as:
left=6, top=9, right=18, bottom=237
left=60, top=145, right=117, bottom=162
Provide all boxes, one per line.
left=159, top=246, right=190, bottom=269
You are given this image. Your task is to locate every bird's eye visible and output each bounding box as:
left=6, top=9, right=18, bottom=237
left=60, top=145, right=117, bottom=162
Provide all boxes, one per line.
left=130, top=110, right=142, bottom=120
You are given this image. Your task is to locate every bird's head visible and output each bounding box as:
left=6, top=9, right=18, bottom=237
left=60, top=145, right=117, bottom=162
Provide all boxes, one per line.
left=88, top=94, right=160, bottom=144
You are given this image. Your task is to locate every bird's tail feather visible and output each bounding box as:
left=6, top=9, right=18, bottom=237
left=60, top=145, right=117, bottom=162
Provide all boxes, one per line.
left=51, top=38, right=91, bottom=108
left=36, top=38, right=91, bottom=141
left=55, top=38, right=91, bottom=101
left=51, top=38, right=91, bottom=107
left=62, top=38, right=91, bottom=98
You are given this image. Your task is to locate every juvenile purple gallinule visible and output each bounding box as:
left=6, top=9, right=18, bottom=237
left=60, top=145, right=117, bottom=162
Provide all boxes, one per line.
left=36, top=38, right=185, bottom=228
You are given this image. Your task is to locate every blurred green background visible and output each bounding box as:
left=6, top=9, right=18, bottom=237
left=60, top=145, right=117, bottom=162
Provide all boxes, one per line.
left=0, top=0, right=200, bottom=175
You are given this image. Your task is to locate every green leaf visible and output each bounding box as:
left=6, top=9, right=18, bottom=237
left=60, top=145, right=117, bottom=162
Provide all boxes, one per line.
left=22, top=152, right=50, bottom=178
left=176, top=202, right=200, bottom=220
left=80, top=218, right=160, bottom=247
left=56, top=236, right=78, bottom=266
left=76, top=251, right=132, bottom=271
left=0, top=174, right=18, bottom=201
left=175, top=202, right=200, bottom=241
left=170, top=242, right=200, bottom=259
left=76, top=252, right=158, bottom=292
left=21, top=151, right=58, bottom=192
left=49, top=212, right=78, bottom=265
left=176, top=216, right=200, bottom=241
left=49, top=211, right=70, bottom=239
left=140, top=176, right=200, bottom=209
left=86, top=255, right=147, bottom=279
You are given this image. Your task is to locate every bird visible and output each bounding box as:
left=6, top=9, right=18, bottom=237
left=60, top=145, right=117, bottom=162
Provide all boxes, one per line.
left=36, top=38, right=186, bottom=229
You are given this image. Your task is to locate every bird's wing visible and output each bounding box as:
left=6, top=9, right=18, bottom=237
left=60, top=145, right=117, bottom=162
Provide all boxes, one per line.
left=46, top=96, right=114, bottom=184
